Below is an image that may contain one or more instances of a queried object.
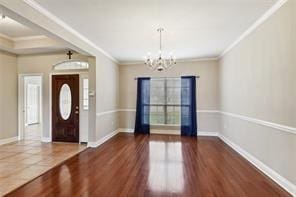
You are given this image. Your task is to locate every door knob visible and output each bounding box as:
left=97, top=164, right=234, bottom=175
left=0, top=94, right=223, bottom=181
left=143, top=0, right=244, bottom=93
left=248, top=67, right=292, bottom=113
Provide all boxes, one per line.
left=75, top=111, right=79, bottom=114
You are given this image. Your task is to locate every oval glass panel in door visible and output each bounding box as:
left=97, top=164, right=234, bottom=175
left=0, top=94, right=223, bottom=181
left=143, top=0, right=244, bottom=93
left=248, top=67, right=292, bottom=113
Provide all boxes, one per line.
left=59, top=84, right=72, bottom=120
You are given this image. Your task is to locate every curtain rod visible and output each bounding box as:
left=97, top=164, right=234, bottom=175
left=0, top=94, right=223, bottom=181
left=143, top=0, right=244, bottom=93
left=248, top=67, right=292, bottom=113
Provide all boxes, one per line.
left=134, top=76, right=200, bottom=80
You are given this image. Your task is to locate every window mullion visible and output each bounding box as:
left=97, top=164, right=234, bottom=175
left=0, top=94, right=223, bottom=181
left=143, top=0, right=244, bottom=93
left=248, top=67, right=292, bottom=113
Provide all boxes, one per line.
left=164, top=79, right=168, bottom=124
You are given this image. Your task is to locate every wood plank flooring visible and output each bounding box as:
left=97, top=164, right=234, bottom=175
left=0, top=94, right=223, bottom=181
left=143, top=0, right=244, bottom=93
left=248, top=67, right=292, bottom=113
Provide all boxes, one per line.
left=6, top=133, right=291, bottom=197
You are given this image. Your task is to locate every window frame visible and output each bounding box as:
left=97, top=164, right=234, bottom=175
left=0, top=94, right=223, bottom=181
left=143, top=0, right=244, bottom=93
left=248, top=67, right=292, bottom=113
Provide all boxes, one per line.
left=149, top=78, right=181, bottom=126
left=53, top=60, right=89, bottom=71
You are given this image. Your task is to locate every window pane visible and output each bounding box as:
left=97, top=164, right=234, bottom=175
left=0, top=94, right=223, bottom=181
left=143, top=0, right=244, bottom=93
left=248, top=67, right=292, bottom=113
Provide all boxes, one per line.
left=83, top=79, right=89, bottom=110
left=83, top=99, right=88, bottom=106
left=150, top=105, right=165, bottom=125
left=150, top=79, right=165, bottom=104
left=83, top=79, right=89, bottom=88
left=149, top=78, right=182, bottom=125
left=167, top=106, right=181, bottom=125
left=54, top=60, right=89, bottom=70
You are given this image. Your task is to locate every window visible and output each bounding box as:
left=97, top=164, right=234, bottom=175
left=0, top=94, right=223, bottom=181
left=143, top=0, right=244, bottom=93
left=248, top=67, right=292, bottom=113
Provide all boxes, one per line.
left=53, top=60, right=89, bottom=70
left=83, top=78, right=89, bottom=110
left=150, top=78, right=181, bottom=125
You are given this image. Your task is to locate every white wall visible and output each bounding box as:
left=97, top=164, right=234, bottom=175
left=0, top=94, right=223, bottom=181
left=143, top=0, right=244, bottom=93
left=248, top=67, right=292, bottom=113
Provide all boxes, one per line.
left=219, top=0, right=296, bottom=187
left=0, top=51, right=17, bottom=140
left=95, top=53, right=119, bottom=140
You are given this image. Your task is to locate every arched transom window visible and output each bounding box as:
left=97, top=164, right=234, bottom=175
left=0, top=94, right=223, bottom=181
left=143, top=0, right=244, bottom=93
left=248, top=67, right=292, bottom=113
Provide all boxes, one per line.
left=53, top=60, right=89, bottom=70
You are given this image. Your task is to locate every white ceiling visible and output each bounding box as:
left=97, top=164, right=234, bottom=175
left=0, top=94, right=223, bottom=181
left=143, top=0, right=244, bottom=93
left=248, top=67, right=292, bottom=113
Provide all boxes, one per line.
left=0, top=16, right=70, bottom=55
left=34, top=0, right=276, bottom=62
left=0, top=16, right=41, bottom=38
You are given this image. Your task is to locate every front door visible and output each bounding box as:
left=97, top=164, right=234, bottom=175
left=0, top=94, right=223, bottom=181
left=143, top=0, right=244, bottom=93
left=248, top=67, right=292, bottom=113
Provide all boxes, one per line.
left=52, top=74, right=79, bottom=142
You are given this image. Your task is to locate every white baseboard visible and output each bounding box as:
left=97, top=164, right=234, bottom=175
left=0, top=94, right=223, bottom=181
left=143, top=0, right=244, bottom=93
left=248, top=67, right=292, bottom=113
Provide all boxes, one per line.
left=118, top=128, right=133, bottom=133
left=87, top=129, right=119, bottom=148
left=151, top=129, right=180, bottom=135
left=118, top=128, right=218, bottom=137
left=41, top=137, right=52, bottom=143
left=0, top=136, right=18, bottom=145
left=219, top=134, right=296, bottom=196
left=198, top=131, right=218, bottom=136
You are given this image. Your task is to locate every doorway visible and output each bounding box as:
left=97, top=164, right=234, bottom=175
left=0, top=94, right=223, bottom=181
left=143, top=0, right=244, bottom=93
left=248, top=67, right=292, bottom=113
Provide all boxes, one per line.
left=18, top=75, right=43, bottom=141
left=52, top=74, right=79, bottom=142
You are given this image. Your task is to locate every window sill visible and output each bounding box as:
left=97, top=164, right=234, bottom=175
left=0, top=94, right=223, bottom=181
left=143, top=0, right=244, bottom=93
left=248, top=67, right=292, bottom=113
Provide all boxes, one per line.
left=151, top=124, right=180, bottom=127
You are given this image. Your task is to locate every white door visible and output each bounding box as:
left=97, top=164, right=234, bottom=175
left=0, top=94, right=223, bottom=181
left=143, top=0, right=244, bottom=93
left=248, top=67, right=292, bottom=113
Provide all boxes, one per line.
left=26, top=84, right=40, bottom=125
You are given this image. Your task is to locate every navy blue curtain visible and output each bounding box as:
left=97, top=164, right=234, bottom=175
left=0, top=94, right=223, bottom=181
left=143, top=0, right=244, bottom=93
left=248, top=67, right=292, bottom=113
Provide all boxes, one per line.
left=181, top=76, right=197, bottom=136
left=134, top=77, right=150, bottom=134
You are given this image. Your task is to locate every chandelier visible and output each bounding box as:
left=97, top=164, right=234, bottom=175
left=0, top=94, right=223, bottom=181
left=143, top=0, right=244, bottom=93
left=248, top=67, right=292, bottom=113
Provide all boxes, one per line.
left=144, top=28, right=176, bottom=71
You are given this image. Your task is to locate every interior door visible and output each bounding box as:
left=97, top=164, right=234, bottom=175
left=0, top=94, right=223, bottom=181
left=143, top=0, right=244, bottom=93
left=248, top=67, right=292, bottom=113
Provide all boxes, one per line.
left=26, top=84, right=39, bottom=125
left=52, top=74, right=79, bottom=142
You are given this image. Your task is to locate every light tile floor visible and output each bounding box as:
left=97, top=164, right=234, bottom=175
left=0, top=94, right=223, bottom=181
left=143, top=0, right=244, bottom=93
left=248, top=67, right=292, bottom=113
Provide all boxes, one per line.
left=0, top=140, right=86, bottom=196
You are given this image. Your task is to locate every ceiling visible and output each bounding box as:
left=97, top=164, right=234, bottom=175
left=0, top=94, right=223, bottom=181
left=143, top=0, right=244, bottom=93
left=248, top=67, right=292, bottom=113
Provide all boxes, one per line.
left=0, top=16, right=41, bottom=38
left=0, top=16, right=70, bottom=54
left=33, top=0, right=277, bottom=61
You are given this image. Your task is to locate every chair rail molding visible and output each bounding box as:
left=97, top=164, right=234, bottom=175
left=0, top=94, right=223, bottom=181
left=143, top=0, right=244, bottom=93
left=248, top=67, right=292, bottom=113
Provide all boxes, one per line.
left=96, top=109, right=296, bottom=135
left=220, top=111, right=296, bottom=135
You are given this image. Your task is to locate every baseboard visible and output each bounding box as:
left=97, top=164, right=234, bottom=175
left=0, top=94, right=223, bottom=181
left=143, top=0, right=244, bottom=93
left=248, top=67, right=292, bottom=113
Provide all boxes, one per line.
left=151, top=129, right=180, bottom=135
left=198, top=131, right=218, bottom=136
left=0, top=136, right=18, bottom=145
left=219, top=134, right=296, bottom=196
left=41, top=137, right=52, bottom=143
left=87, top=129, right=119, bottom=148
left=118, top=128, right=218, bottom=137
left=118, top=128, right=133, bottom=133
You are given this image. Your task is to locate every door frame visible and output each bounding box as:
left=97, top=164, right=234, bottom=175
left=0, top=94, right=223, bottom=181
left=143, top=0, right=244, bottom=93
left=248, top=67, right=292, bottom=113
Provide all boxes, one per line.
left=49, top=71, right=88, bottom=143
left=18, top=73, right=43, bottom=141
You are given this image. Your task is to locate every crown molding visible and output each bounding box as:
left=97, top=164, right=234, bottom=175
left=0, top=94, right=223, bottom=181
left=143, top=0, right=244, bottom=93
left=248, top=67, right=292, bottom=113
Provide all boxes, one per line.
left=119, top=57, right=219, bottom=66
left=21, top=0, right=288, bottom=63
left=0, top=33, right=13, bottom=40
left=13, top=35, right=47, bottom=41
left=176, top=57, right=219, bottom=63
left=23, top=0, right=118, bottom=64
left=0, top=33, right=48, bottom=42
left=219, top=0, right=288, bottom=58
left=118, top=61, right=143, bottom=66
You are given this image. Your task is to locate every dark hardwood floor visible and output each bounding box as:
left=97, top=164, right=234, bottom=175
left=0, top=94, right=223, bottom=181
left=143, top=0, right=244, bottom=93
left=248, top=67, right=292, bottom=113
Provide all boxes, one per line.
left=6, top=133, right=291, bottom=197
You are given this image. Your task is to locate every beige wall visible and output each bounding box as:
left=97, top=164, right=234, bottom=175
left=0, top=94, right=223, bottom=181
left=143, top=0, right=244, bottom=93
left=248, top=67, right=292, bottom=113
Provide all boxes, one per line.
left=17, top=52, right=119, bottom=143
left=17, top=53, right=96, bottom=141
left=0, top=51, right=17, bottom=140
left=219, top=0, right=296, bottom=185
left=119, top=60, right=220, bottom=133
